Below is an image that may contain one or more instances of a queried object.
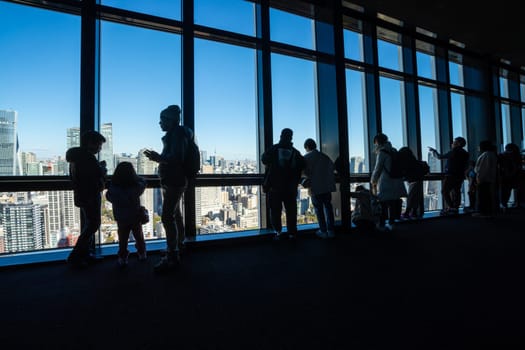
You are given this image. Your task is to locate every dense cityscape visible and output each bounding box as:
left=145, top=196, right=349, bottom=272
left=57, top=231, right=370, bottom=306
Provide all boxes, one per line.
left=0, top=109, right=445, bottom=255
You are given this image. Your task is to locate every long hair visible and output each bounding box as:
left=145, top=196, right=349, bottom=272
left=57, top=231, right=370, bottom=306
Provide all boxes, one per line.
left=111, top=161, right=140, bottom=187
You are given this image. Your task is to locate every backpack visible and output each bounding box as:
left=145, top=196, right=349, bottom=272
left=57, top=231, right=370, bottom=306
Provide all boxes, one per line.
left=405, top=159, right=430, bottom=181
left=381, top=149, right=405, bottom=179
left=183, top=129, right=200, bottom=180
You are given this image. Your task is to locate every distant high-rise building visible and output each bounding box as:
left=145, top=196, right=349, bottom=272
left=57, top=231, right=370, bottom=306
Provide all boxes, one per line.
left=136, top=149, right=156, bottom=175
left=0, top=110, right=21, bottom=175
left=66, top=127, right=80, bottom=149
left=100, top=123, right=114, bottom=173
left=2, top=202, right=45, bottom=253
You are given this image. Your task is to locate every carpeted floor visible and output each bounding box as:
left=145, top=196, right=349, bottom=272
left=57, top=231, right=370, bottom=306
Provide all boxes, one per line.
left=1, top=210, right=525, bottom=349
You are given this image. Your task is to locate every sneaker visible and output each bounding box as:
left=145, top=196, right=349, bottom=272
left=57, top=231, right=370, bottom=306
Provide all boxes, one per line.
left=315, top=230, right=327, bottom=239
left=137, top=252, right=147, bottom=261
left=273, top=232, right=289, bottom=241
left=117, top=257, right=128, bottom=268
left=326, top=230, right=335, bottom=239
left=154, top=253, right=180, bottom=273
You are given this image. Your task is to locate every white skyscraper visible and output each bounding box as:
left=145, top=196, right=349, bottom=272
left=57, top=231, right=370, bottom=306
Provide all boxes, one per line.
left=0, top=110, right=21, bottom=175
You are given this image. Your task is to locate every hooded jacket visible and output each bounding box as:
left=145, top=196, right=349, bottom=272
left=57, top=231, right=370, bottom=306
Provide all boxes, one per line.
left=371, top=142, right=407, bottom=201
left=158, top=125, right=193, bottom=187
left=106, top=178, right=146, bottom=224
left=65, top=147, right=106, bottom=207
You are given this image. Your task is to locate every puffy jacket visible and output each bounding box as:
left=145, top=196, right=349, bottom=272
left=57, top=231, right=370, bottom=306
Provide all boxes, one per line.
left=371, top=142, right=407, bottom=201
left=65, top=147, right=106, bottom=207
left=303, top=149, right=336, bottom=195
left=106, top=178, right=146, bottom=225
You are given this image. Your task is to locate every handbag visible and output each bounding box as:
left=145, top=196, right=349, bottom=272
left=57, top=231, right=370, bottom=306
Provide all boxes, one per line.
left=139, top=205, right=149, bottom=224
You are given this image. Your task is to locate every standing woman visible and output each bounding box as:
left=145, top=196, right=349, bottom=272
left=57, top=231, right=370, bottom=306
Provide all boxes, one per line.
left=370, top=133, right=407, bottom=231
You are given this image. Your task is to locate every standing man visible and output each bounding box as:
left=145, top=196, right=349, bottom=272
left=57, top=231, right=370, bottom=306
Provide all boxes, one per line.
left=428, top=136, right=470, bottom=215
left=302, top=138, right=336, bottom=239
left=66, top=130, right=107, bottom=268
left=261, top=128, right=305, bottom=240
left=144, top=105, right=193, bottom=272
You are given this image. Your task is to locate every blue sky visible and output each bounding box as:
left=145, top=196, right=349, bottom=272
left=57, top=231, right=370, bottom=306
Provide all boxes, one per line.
left=0, top=0, right=445, bottom=164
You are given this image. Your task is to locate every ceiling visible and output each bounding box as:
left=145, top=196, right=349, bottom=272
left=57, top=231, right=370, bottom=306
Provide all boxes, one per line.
left=348, top=0, right=525, bottom=69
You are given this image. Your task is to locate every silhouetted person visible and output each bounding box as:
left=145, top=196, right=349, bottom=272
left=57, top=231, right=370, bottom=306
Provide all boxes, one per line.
left=144, top=105, right=193, bottom=272
left=498, top=142, right=521, bottom=210
left=428, top=136, right=469, bottom=215
left=261, top=128, right=305, bottom=240
left=473, top=140, right=498, bottom=218
left=370, top=133, right=406, bottom=231
left=399, top=146, right=424, bottom=219
left=302, top=138, right=336, bottom=239
left=66, top=130, right=107, bottom=268
left=350, top=185, right=380, bottom=233
left=106, top=161, right=147, bottom=267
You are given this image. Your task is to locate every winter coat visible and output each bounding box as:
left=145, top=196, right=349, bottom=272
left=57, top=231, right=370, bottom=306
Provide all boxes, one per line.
left=303, top=149, right=336, bottom=196
left=370, top=142, right=407, bottom=201
left=158, top=125, right=193, bottom=187
left=261, top=140, right=305, bottom=192
left=65, top=147, right=106, bottom=207
left=106, top=178, right=146, bottom=225
left=475, top=151, right=498, bottom=184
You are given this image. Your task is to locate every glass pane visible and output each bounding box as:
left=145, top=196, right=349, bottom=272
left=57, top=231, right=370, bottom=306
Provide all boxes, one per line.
left=379, top=76, right=405, bottom=149
left=344, top=28, right=363, bottom=62
left=346, top=69, right=369, bottom=173
left=1, top=190, right=80, bottom=254
left=195, top=0, right=255, bottom=36
left=196, top=185, right=260, bottom=234
left=500, top=76, right=509, bottom=99
left=195, top=39, right=257, bottom=173
left=270, top=8, right=314, bottom=50
left=416, top=40, right=435, bottom=79
left=271, top=53, right=316, bottom=230
left=271, top=53, right=316, bottom=146
left=450, top=92, right=467, bottom=146
left=101, top=0, right=181, bottom=20
left=521, top=76, right=525, bottom=102
left=448, top=52, right=463, bottom=86
left=418, top=85, right=442, bottom=172
left=501, top=103, right=511, bottom=148
left=100, top=21, right=181, bottom=175
left=377, top=27, right=402, bottom=71
left=522, top=107, right=525, bottom=150
left=0, top=3, right=80, bottom=176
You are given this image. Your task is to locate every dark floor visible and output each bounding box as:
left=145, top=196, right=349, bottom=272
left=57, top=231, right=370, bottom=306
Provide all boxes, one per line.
left=1, top=210, right=525, bottom=349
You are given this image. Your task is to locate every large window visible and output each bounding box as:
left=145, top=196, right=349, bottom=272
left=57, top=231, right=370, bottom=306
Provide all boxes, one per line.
left=270, top=8, right=314, bottom=50
left=194, top=39, right=259, bottom=235
left=0, top=3, right=80, bottom=176
left=195, top=0, right=254, bottom=36
left=346, top=69, right=368, bottom=173
left=271, top=53, right=317, bottom=227
left=99, top=21, right=181, bottom=243
left=379, top=76, right=405, bottom=149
